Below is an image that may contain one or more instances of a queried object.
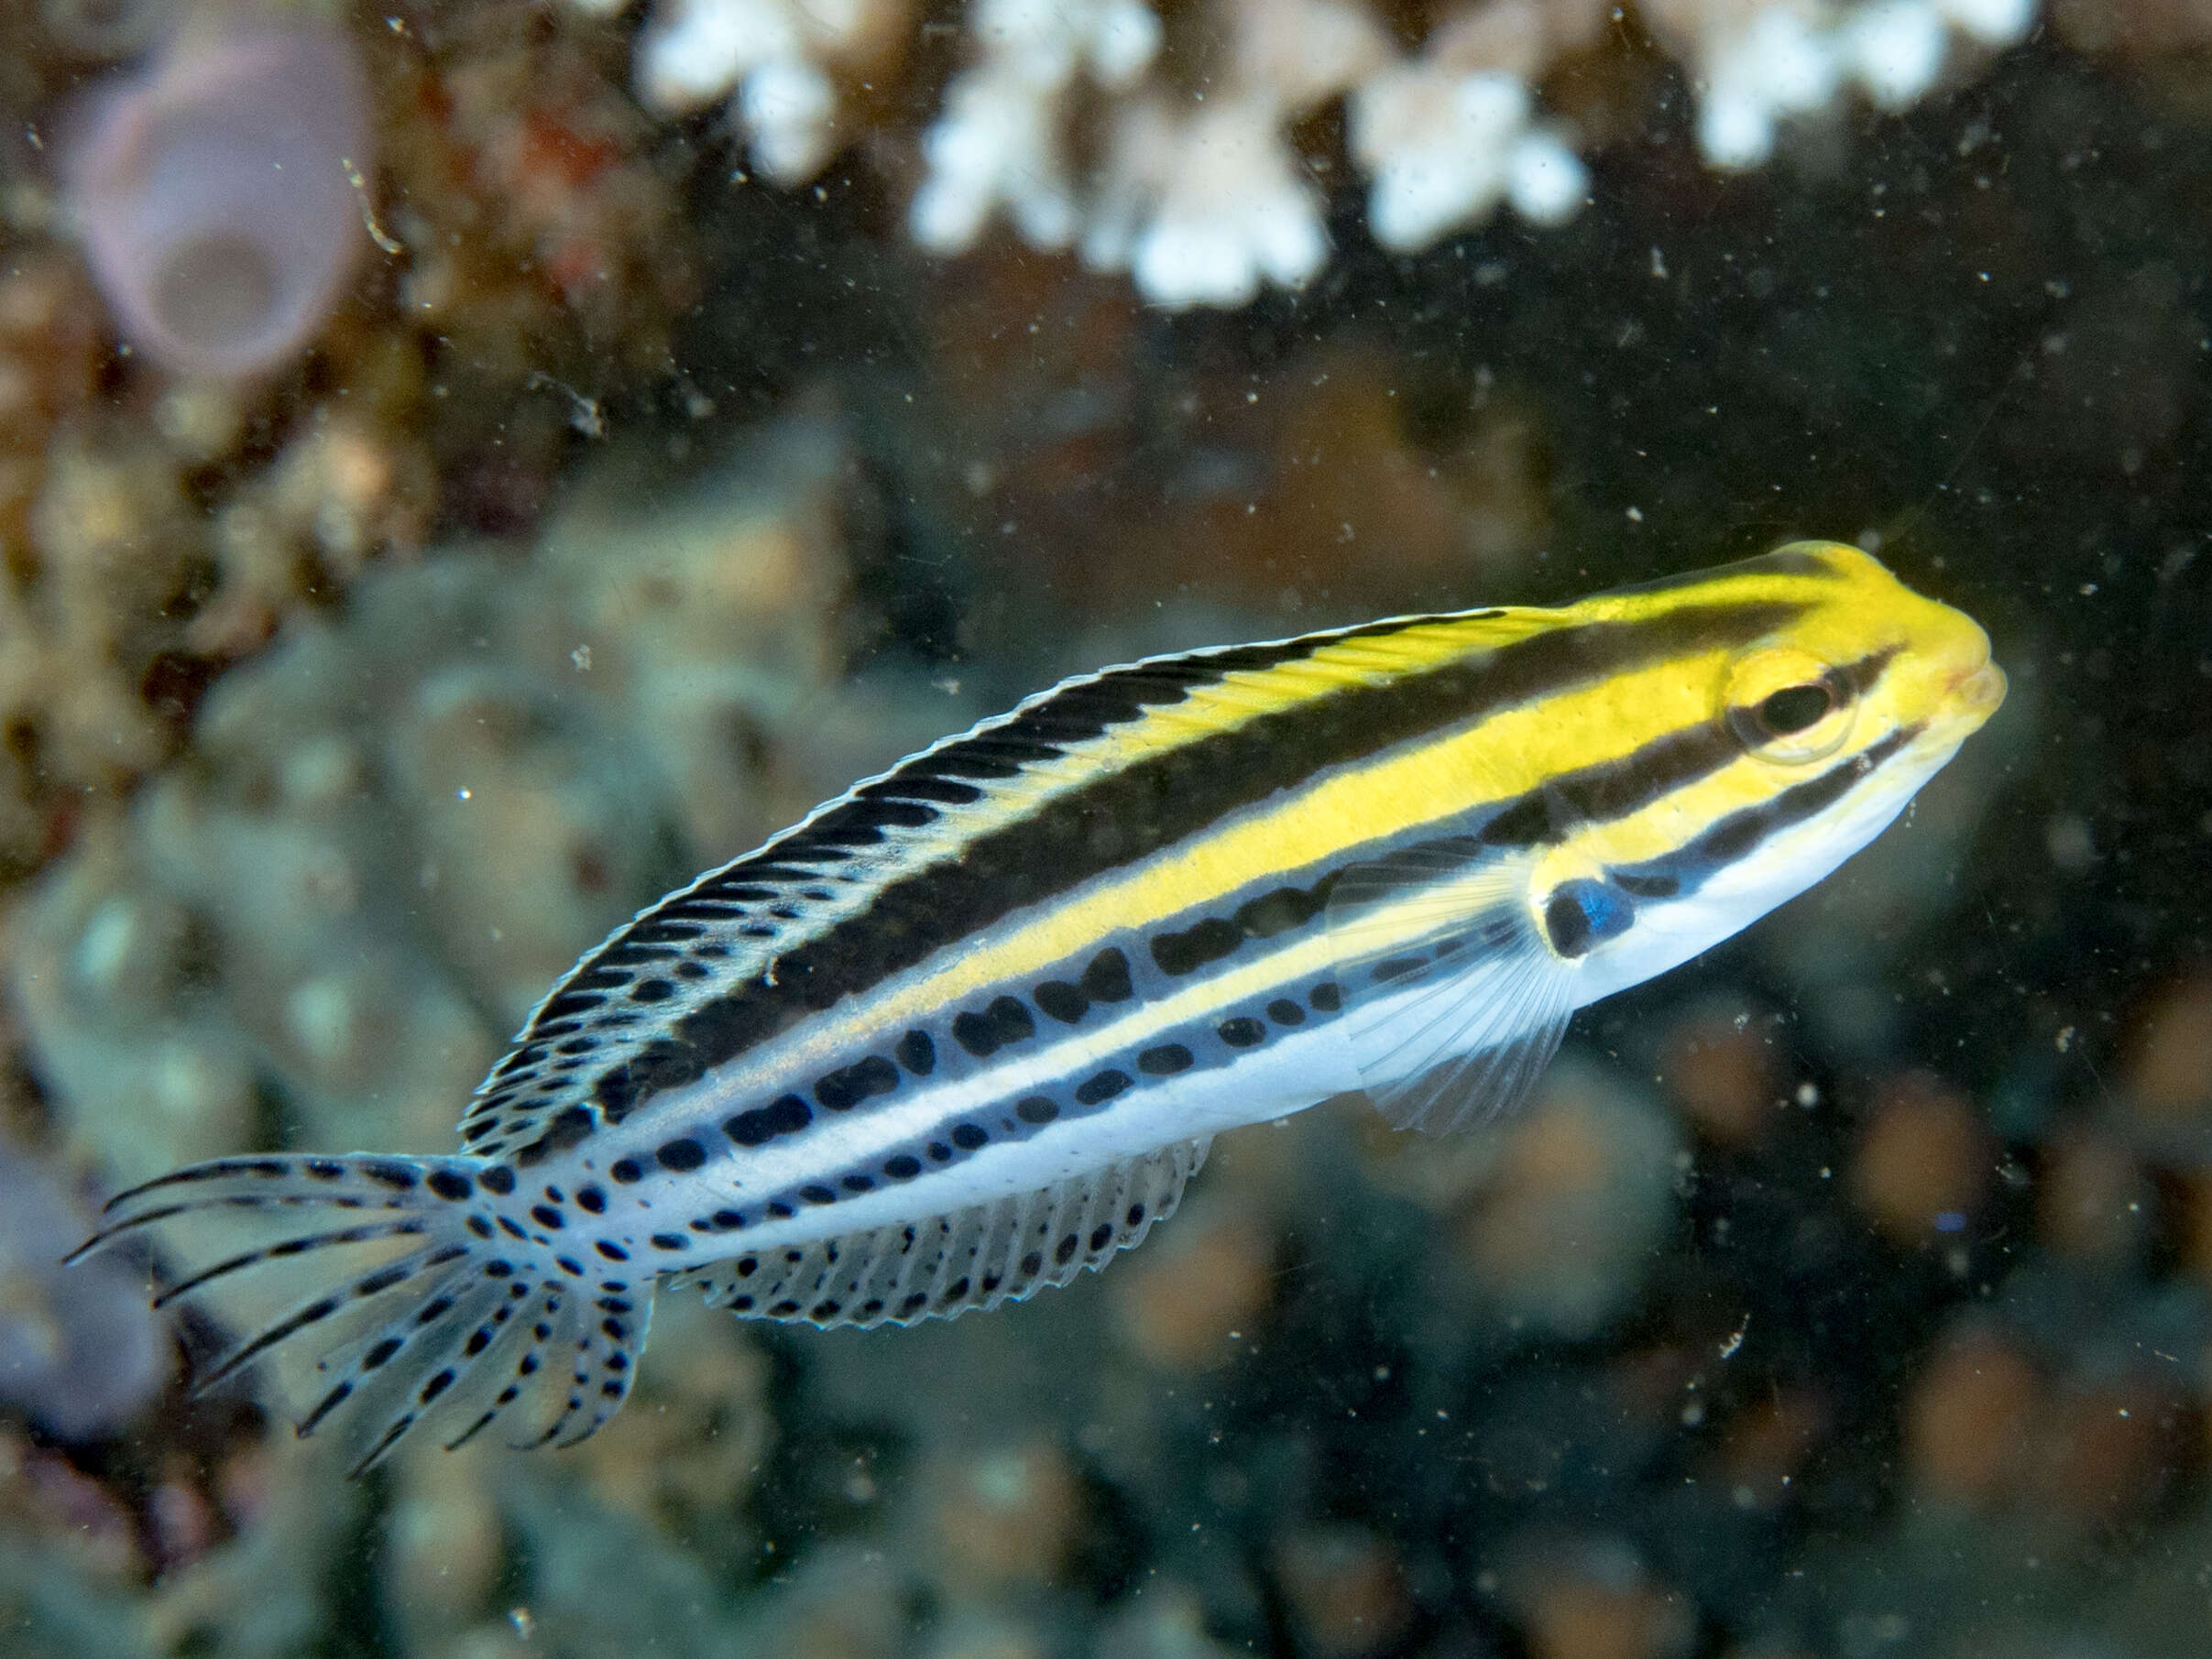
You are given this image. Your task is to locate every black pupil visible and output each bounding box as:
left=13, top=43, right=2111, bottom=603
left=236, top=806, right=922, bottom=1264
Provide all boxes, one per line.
left=1758, top=683, right=1833, bottom=735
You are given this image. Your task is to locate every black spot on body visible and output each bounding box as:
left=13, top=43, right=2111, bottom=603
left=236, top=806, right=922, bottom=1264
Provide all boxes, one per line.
left=896, top=1029, right=936, bottom=1075
left=1081, top=948, right=1133, bottom=1002
left=950, top=1123, right=989, bottom=1151
left=725, top=1093, right=811, bottom=1147
left=884, top=1154, right=922, bottom=1179
left=478, top=1165, right=516, bottom=1195
left=1309, top=982, right=1341, bottom=1012
left=1075, top=1069, right=1132, bottom=1106
left=1151, top=917, right=1243, bottom=977
left=1234, top=880, right=1331, bottom=938
left=1266, top=998, right=1305, bottom=1026
left=547, top=1107, right=596, bottom=1151
left=655, top=1139, right=706, bottom=1173
left=951, top=995, right=1036, bottom=1058
left=609, top=1159, right=643, bottom=1184
left=1034, top=980, right=1088, bottom=1023
left=1542, top=878, right=1635, bottom=959
left=1015, top=1097, right=1058, bottom=1125
left=1137, top=1044, right=1192, bottom=1075
left=575, top=1185, right=605, bottom=1214
left=1218, top=1017, right=1265, bottom=1048
left=531, top=1205, right=565, bottom=1229
left=816, top=1054, right=900, bottom=1110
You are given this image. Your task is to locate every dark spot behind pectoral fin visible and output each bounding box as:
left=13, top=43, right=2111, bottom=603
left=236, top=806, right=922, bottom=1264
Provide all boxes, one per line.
left=672, top=1140, right=1210, bottom=1330
left=1322, top=838, right=1580, bottom=1133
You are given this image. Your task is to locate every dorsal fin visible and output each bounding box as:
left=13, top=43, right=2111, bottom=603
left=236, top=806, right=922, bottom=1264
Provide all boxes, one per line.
left=671, top=1139, right=1210, bottom=1329
left=454, top=607, right=1536, bottom=1158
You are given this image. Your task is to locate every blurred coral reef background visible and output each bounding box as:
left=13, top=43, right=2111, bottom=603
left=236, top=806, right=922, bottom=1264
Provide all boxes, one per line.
left=2, top=1, right=2212, bottom=1656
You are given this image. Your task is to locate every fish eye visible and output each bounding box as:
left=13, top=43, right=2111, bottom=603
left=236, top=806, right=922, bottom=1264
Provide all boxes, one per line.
left=1756, top=683, right=1834, bottom=736
left=1723, top=649, right=1857, bottom=764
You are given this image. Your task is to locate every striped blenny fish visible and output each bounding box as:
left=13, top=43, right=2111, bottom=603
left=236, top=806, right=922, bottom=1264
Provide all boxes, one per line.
left=78, top=542, right=2004, bottom=1469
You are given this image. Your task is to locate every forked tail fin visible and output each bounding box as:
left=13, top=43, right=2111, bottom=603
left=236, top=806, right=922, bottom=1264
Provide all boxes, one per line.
left=68, top=1152, right=655, bottom=1474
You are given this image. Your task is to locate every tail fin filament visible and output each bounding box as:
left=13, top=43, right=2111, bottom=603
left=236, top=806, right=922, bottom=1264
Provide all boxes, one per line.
left=71, top=1152, right=653, bottom=1472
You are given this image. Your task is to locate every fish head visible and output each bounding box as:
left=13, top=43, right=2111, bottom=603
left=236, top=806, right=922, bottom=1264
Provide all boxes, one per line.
left=1560, top=541, right=2007, bottom=1003
left=1715, top=540, right=2005, bottom=796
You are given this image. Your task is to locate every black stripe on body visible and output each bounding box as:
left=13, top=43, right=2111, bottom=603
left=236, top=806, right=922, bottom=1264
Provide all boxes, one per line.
left=1610, top=724, right=1922, bottom=899
left=661, top=972, right=1352, bottom=1238
left=573, top=600, right=1808, bottom=1126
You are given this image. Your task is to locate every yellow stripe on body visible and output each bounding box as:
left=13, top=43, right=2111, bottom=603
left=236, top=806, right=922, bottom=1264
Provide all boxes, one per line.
left=868, top=549, right=1856, bottom=886
left=789, top=637, right=1765, bottom=1055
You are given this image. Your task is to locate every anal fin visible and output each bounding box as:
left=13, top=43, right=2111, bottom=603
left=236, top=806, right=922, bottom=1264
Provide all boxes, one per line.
left=674, top=1139, right=1210, bottom=1330
left=1323, top=835, right=1582, bottom=1133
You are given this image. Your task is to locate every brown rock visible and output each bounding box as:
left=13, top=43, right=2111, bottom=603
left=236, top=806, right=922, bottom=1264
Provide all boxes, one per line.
left=1275, top=1523, right=1415, bottom=1658
left=927, top=1439, right=1085, bottom=1595
left=1902, top=1326, right=2041, bottom=1507
left=1110, top=1193, right=1277, bottom=1372
left=1451, top=1064, right=1681, bottom=1338
left=2124, top=970, right=2212, bottom=1134
left=1505, top=1538, right=1696, bottom=1659
left=2035, top=1127, right=2152, bottom=1265
left=1848, top=1072, right=1988, bottom=1246
left=1659, top=1003, right=1779, bottom=1149
left=1715, top=1388, right=1828, bottom=1508
left=2027, top=1374, right=2198, bottom=1533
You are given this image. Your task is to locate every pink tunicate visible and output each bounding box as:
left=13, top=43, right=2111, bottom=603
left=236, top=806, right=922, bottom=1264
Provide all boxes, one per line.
left=63, top=20, right=373, bottom=378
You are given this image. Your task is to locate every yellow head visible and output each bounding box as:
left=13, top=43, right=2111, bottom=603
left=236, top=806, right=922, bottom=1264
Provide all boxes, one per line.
left=1708, top=540, right=2005, bottom=779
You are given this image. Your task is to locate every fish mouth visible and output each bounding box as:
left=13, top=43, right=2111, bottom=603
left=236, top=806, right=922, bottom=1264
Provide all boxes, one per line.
left=1947, top=659, right=2007, bottom=716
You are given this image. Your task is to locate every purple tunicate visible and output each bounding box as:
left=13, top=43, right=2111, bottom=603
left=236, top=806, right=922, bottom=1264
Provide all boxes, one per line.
left=63, top=20, right=373, bottom=378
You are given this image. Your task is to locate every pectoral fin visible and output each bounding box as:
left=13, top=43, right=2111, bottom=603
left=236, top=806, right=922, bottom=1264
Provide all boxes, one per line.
left=1322, top=836, right=1583, bottom=1133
